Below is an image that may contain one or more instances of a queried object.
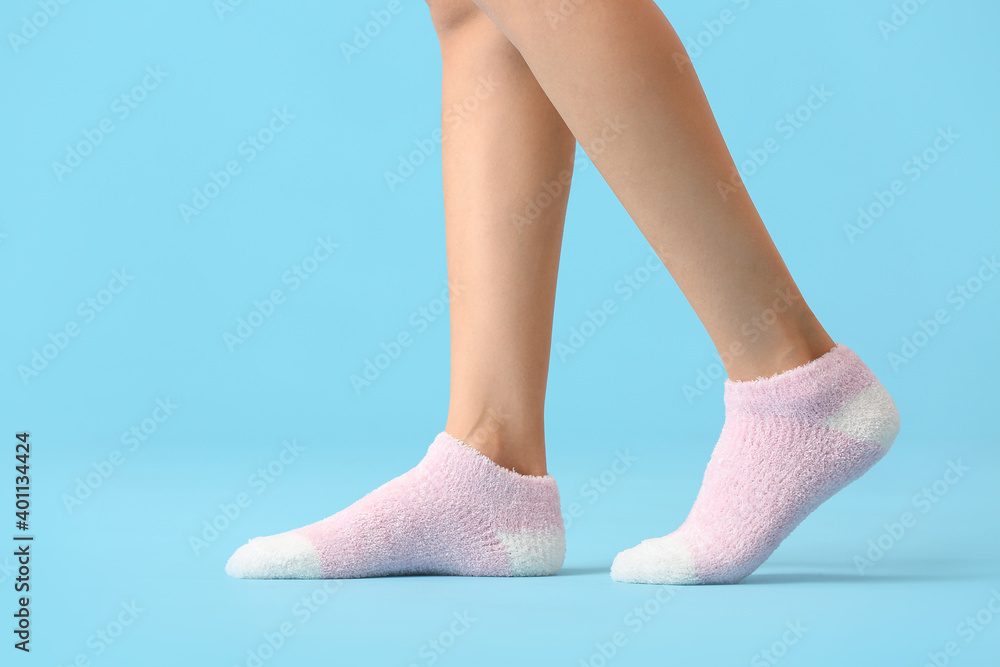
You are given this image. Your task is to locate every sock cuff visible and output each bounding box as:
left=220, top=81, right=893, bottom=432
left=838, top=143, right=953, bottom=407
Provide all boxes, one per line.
left=723, top=344, right=878, bottom=420
left=429, top=431, right=559, bottom=485
left=427, top=432, right=563, bottom=536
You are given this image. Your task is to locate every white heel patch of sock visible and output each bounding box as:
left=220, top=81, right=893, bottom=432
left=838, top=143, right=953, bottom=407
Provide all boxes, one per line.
left=496, top=530, right=565, bottom=577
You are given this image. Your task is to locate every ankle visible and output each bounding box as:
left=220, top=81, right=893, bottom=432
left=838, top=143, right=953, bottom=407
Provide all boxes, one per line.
left=725, top=326, right=835, bottom=381
left=444, top=409, right=547, bottom=476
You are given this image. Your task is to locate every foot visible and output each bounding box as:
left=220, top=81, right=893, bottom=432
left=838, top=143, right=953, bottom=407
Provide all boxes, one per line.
left=611, top=344, right=900, bottom=585
left=225, top=432, right=565, bottom=579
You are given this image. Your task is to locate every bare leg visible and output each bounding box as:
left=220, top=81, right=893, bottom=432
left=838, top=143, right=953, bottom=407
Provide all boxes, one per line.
left=460, top=1, right=900, bottom=587
left=223, top=1, right=576, bottom=580
left=431, top=0, right=576, bottom=475
left=467, top=0, right=834, bottom=380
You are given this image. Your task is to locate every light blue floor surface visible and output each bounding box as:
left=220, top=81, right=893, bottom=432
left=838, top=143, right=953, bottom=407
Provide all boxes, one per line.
left=36, top=435, right=1000, bottom=666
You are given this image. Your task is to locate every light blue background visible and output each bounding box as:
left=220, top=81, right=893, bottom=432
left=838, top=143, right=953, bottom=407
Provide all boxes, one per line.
left=2, top=0, right=998, bottom=665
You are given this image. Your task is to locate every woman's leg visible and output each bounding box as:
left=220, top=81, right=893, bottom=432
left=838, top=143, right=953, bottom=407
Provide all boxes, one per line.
left=225, top=0, right=573, bottom=579
left=466, top=0, right=900, bottom=584
left=467, top=0, right=832, bottom=380
left=435, top=1, right=575, bottom=477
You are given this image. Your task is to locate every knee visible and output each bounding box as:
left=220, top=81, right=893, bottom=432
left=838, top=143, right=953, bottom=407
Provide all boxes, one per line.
left=425, top=0, right=488, bottom=34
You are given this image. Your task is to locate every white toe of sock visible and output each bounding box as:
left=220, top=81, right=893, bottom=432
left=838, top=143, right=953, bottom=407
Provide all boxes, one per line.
left=225, top=531, right=323, bottom=579
left=610, top=535, right=699, bottom=585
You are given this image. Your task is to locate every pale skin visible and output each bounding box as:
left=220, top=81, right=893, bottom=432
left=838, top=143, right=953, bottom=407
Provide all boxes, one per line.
left=431, top=0, right=835, bottom=476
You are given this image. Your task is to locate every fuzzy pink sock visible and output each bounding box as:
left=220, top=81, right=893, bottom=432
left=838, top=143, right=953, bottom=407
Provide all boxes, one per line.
left=225, top=432, right=565, bottom=579
left=611, top=344, right=900, bottom=585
